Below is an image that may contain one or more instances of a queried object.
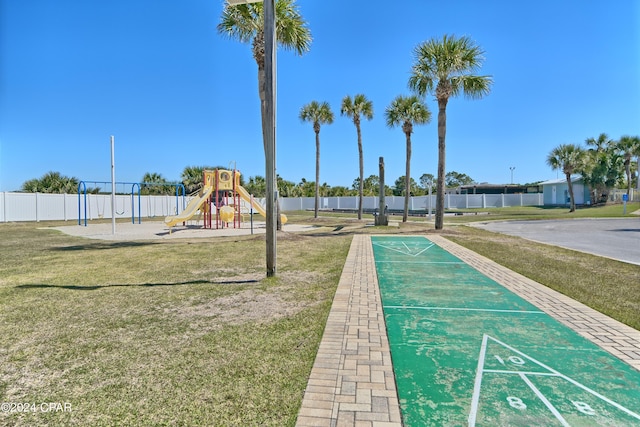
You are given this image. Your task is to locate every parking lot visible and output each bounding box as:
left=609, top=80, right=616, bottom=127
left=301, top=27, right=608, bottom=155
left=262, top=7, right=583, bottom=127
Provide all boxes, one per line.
left=471, top=218, right=640, bottom=266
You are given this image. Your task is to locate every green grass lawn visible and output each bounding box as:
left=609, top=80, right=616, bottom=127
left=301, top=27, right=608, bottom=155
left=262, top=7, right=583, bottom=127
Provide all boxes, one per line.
left=0, top=222, right=351, bottom=427
left=1, top=204, right=638, bottom=426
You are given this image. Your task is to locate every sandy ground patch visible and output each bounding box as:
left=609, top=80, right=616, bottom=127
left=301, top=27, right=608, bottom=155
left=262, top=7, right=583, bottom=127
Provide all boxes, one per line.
left=46, top=220, right=317, bottom=241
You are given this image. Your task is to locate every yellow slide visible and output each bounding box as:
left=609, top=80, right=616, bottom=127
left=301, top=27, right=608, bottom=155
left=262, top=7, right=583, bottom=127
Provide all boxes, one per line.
left=164, top=186, right=214, bottom=227
left=236, top=185, right=287, bottom=224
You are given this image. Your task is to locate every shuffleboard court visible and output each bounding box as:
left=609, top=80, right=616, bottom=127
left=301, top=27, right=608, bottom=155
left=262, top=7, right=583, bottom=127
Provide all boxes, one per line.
left=372, top=235, right=640, bottom=426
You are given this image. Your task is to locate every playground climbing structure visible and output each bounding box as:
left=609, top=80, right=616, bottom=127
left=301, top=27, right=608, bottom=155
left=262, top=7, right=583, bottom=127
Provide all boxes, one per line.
left=164, top=169, right=286, bottom=229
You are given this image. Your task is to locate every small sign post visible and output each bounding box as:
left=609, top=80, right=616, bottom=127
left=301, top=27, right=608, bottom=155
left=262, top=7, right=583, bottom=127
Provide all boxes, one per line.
left=622, top=193, right=628, bottom=214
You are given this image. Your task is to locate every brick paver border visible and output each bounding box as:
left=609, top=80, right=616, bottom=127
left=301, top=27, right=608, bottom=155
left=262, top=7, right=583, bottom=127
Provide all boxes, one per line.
left=296, top=234, right=402, bottom=427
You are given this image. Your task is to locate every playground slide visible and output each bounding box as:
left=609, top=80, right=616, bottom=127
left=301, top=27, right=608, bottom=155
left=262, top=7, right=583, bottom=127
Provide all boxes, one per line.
left=164, top=186, right=214, bottom=227
left=236, top=185, right=287, bottom=224
left=236, top=185, right=266, bottom=217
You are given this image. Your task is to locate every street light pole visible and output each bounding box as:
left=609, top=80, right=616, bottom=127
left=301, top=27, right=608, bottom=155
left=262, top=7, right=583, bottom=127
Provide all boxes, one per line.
left=509, top=166, right=515, bottom=185
left=227, top=0, right=277, bottom=277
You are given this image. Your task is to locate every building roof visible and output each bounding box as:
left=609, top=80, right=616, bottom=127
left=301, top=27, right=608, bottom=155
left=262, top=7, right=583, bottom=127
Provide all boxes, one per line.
left=539, top=175, right=583, bottom=185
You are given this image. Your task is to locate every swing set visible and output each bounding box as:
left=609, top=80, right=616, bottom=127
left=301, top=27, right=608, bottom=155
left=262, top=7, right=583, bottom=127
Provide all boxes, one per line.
left=77, top=180, right=186, bottom=226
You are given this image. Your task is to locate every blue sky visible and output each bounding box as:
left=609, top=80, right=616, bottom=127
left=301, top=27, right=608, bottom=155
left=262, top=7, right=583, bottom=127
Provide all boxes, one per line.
left=1, top=0, right=638, bottom=192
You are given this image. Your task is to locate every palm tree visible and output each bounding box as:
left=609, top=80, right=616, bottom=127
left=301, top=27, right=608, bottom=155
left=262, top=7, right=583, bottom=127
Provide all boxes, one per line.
left=218, top=0, right=311, bottom=233
left=245, top=175, right=266, bottom=197
left=141, top=172, right=168, bottom=195
left=21, top=171, right=79, bottom=193
left=409, top=34, right=492, bottom=230
left=583, top=133, right=621, bottom=203
left=181, top=166, right=205, bottom=194
left=385, top=95, right=432, bottom=222
left=218, top=0, right=311, bottom=151
left=546, top=144, right=585, bottom=212
left=21, top=179, right=40, bottom=193
left=585, top=133, right=612, bottom=153
left=299, top=101, right=334, bottom=218
left=341, top=94, right=373, bottom=220
left=616, top=135, right=640, bottom=198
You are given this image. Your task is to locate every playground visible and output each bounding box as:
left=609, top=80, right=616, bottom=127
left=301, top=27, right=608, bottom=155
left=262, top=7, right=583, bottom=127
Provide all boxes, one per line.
left=163, top=168, right=287, bottom=230
left=75, top=168, right=285, bottom=233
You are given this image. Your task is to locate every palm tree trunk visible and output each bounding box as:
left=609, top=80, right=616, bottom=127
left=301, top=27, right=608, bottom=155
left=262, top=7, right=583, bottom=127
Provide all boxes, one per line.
left=404, top=131, right=411, bottom=223
left=357, top=125, right=364, bottom=220
left=254, top=33, right=281, bottom=231
left=624, top=156, right=631, bottom=197
left=435, top=99, right=448, bottom=230
left=315, top=130, right=320, bottom=218
left=637, top=155, right=640, bottom=193
left=566, top=173, right=576, bottom=212
left=254, top=32, right=268, bottom=155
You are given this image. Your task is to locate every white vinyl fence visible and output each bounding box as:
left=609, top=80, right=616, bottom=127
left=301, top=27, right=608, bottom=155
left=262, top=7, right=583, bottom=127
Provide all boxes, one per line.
left=0, top=193, right=187, bottom=223
left=0, top=192, right=544, bottom=223
left=278, top=193, right=544, bottom=212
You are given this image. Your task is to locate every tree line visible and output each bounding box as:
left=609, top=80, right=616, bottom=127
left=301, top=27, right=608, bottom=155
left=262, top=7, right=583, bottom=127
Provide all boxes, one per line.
left=547, top=133, right=640, bottom=212
left=20, top=167, right=475, bottom=198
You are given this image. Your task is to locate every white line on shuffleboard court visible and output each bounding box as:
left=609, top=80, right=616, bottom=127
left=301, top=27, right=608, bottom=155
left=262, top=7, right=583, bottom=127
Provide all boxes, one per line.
left=490, top=336, right=640, bottom=420
left=469, top=337, right=572, bottom=427
left=519, top=373, right=570, bottom=427
left=469, top=335, right=640, bottom=425
left=484, top=370, right=558, bottom=376
left=374, top=261, right=465, bottom=264
left=469, top=334, right=488, bottom=426
left=384, top=305, right=545, bottom=314
left=372, top=242, right=435, bottom=257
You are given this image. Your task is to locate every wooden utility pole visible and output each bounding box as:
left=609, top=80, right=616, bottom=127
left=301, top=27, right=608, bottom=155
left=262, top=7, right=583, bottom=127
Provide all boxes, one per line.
left=227, top=0, right=277, bottom=276
left=376, top=156, right=388, bottom=226
left=264, top=0, right=276, bottom=276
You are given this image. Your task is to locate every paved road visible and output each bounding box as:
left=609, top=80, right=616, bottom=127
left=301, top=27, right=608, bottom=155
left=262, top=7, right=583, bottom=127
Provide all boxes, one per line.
left=472, top=218, right=640, bottom=266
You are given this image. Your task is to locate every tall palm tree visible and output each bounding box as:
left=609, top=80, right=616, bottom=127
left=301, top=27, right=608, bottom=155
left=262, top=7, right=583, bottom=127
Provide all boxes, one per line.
left=299, top=101, right=334, bottom=218
left=409, top=34, right=492, bottom=230
left=218, top=0, right=311, bottom=151
left=385, top=95, right=432, bottom=222
left=218, top=0, right=311, bottom=233
left=546, top=144, right=585, bottom=212
left=585, top=133, right=612, bottom=153
left=616, top=135, right=640, bottom=198
left=341, top=94, right=373, bottom=220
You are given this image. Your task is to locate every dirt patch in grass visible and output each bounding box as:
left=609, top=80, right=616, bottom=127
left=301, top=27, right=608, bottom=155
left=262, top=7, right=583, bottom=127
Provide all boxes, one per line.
left=167, top=271, right=320, bottom=328
left=170, top=288, right=310, bottom=326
